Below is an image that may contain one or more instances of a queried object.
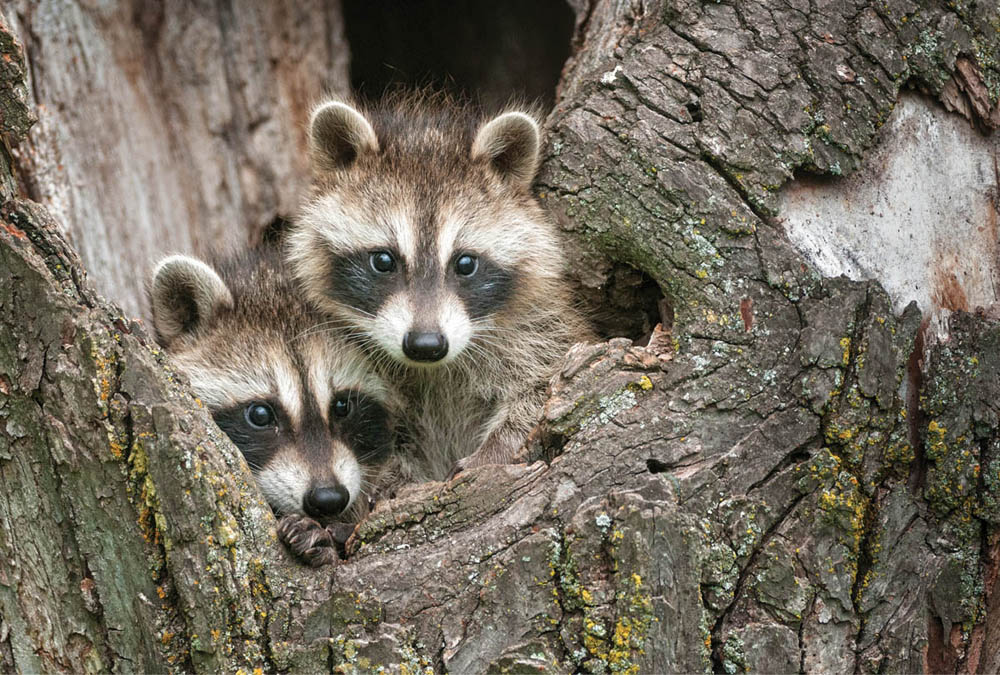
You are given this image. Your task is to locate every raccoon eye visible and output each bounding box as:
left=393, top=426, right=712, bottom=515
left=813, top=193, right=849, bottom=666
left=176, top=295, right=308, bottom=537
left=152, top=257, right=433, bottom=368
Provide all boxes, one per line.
left=244, top=402, right=276, bottom=429
left=455, top=254, right=478, bottom=277
left=369, top=251, right=397, bottom=274
left=332, top=395, right=353, bottom=418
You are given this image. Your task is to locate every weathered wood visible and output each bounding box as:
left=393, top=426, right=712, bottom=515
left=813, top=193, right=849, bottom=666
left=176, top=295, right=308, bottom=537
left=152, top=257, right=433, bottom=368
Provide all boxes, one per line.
left=0, top=156, right=329, bottom=675
left=2, top=1, right=1000, bottom=673
left=5, top=0, right=349, bottom=318
left=538, top=0, right=1000, bottom=671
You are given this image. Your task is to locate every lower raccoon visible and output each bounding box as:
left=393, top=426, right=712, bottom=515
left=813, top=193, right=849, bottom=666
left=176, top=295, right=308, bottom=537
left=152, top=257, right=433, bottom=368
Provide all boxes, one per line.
left=148, top=246, right=395, bottom=566
left=286, top=92, right=589, bottom=484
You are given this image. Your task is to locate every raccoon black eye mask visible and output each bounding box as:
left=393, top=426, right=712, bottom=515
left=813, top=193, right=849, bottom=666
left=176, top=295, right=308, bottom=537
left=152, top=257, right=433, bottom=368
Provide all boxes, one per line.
left=326, top=247, right=516, bottom=329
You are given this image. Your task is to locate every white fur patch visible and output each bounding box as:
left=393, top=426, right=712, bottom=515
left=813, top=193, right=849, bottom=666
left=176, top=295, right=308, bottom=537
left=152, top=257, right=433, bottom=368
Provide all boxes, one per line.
left=174, top=346, right=302, bottom=424
left=436, top=214, right=463, bottom=269
left=272, top=357, right=302, bottom=425
left=369, top=292, right=412, bottom=362
left=386, top=209, right=417, bottom=264
left=255, top=443, right=363, bottom=515
left=436, top=200, right=559, bottom=270
left=368, top=290, right=474, bottom=368
left=297, top=194, right=395, bottom=253
left=178, top=361, right=270, bottom=409
left=257, top=455, right=310, bottom=516
left=437, top=293, right=472, bottom=364
left=305, top=341, right=333, bottom=425
left=332, top=444, right=362, bottom=509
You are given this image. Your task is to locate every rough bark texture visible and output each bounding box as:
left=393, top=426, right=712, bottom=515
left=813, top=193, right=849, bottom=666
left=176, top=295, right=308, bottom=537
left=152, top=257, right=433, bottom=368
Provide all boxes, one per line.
left=5, top=0, right=350, bottom=318
left=2, top=1, right=1000, bottom=673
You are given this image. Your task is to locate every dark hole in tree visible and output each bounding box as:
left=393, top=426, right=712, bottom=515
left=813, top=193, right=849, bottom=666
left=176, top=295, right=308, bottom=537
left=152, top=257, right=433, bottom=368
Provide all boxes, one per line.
left=576, top=264, right=670, bottom=344
left=342, top=0, right=576, bottom=109
left=646, top=458, right=670, bottom=474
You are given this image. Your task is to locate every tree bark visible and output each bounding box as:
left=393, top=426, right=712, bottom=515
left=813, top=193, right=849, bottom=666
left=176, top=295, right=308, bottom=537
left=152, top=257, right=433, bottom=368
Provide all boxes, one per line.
left=2, top=1, right=1000, bottom=673
left=5, top=0, right=349, bottom=318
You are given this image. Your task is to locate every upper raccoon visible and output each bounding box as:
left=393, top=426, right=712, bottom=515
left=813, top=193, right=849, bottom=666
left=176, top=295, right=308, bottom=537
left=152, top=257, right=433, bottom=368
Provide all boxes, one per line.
left=286, top=92, right=587, bottom=482
left=148, top=246, right=395, bottom=565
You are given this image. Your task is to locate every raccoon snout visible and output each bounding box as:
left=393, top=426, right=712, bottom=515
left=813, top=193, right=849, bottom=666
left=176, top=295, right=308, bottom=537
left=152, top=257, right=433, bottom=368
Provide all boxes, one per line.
left=402, top=331, right=449, bottom=362
left=303, top=484, right=351, bottom=518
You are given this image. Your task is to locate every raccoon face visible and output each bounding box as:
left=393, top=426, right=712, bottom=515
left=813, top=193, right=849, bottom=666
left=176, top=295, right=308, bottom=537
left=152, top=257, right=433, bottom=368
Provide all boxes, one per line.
left=288, top=98, right=562, bottom=368
left=149, top=253, right=394, bottom=520
left=203, top=380, right=393, bottom=519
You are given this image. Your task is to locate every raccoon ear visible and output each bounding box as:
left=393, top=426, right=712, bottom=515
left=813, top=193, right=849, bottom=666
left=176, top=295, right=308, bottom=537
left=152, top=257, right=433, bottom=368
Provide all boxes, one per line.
left=309, top=100, right=379, bottom=171
left=149, top=255, right=233, bottom=346
left=472, top=111, right=541, bottom=190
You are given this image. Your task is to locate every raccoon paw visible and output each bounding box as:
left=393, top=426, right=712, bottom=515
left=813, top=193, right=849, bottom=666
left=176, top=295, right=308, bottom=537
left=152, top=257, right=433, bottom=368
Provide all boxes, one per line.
left=326, top=521, right=357, bottom=550
left=446, top=454, right=485, bottom=480
left=277, top=514, right=340, bottom=567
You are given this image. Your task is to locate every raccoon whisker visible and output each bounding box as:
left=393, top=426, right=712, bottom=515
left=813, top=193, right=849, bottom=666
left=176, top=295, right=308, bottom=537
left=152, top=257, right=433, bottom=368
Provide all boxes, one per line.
left=347, top=305, right=378, bottom=319
left=292, top=318, right=359, bottom=343
left=339, top=331, right=396, bottom=372
left=467, top=336, right=508, bottom=355
left=361, top=344, right=402, bottom=377
left=470, top=324, right=527, bottom=336
left=355, top=451, right=386, bottom=465
left=460, top=346, right=504, bottom=373
left=463, top=341, right=496, bottom=361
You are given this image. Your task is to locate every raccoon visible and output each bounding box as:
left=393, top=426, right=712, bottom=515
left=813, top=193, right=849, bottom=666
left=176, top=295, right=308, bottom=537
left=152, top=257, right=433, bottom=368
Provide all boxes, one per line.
left=285, top=92, right=588, bottom=484
left=148, top=246, right=395, bottom=566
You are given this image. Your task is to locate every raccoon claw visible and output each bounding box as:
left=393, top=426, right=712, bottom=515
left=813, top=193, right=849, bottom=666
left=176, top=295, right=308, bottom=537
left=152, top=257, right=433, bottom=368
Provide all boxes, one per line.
left=327, top=521, right=356, bottom=548
left=277, top=514, right=341, bottom=567
left=446, top=456, right=472, bottom=481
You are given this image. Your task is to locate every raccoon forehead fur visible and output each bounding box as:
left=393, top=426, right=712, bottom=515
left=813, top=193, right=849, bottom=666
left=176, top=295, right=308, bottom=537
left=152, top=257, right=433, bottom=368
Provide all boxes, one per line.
left=155, top=250, right=387, bottom=414
left=286, top=92, right=590, bottom=482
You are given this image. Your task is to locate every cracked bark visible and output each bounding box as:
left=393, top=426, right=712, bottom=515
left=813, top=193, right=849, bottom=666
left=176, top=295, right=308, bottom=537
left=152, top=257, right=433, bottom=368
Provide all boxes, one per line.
left=2, top=1, right=1000, bottom=673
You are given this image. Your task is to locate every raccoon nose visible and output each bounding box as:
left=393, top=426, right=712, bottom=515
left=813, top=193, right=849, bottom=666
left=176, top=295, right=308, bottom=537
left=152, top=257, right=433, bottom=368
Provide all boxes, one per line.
left=402, top=331, right=449, bottom=362
left=303, top=485, right=350, bottom=518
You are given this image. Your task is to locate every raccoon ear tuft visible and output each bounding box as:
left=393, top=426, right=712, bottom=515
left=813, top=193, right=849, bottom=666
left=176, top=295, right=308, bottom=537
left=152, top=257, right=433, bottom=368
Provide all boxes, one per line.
left=309, top=100, right=379, bottom=171
left=149, top=255, right=233, bottom=346
left=472, top=111, right=541, bottom=190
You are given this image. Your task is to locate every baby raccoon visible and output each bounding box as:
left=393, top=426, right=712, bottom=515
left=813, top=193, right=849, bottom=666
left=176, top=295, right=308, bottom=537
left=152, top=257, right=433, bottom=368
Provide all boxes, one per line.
left=286, top=92, right=587, bottom=483
left=148, top=246, right=395, bottom=566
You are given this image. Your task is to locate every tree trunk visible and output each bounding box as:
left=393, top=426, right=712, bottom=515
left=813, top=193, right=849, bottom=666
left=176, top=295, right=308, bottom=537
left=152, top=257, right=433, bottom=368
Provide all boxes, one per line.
left=2, top=1, right=1000, bottom=673
left=4, top=0, right=349, bottom=318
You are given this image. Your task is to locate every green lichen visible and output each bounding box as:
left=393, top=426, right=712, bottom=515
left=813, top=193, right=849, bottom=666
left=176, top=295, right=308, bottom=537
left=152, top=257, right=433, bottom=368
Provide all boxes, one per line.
left=720, top=634, right=747, bottom=674
left=548, top=516, right=656, bottom=674
left=336, top=633, right=433, bottom=675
